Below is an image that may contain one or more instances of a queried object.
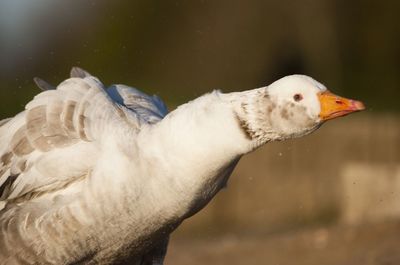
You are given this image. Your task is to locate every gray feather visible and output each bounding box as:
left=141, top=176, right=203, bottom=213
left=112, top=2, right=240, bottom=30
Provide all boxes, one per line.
left=70, top=67, right=92, bottom=78
left=33, top=77, right=55, bottom=91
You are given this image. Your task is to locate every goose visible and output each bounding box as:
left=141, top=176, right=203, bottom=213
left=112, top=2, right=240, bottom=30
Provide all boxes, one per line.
left=0, top=68, right=365, bottom=264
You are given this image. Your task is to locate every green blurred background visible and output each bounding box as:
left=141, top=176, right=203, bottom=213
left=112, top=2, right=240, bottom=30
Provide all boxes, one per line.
left=1, top=1, right=399, bottom=264
left=0, top=0, right=399, bottom=116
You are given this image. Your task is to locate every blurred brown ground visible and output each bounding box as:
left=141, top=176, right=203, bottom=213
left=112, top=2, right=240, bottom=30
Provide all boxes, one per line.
left=167, top=221, right=400, bottom=265
left=165, top=114, right=400, bottom=265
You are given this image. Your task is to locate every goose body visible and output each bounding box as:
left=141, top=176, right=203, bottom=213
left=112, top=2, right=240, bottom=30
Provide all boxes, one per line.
left=0, top=68, right=364, bottom=264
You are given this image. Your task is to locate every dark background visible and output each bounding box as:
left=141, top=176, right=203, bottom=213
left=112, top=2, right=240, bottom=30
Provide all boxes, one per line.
left=0, top=0, right=399, bottom=118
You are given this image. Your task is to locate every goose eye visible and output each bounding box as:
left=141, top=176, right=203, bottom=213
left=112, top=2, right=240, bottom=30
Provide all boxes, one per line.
left=293, top=94, right=303, bottom=102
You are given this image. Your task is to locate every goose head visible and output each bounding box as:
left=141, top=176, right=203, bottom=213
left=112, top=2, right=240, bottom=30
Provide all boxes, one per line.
left=237, top=75, right=365, bottom=143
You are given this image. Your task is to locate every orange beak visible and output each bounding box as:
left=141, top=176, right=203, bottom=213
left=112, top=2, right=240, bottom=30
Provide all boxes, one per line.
left=318, top=91, right=365, bottom=121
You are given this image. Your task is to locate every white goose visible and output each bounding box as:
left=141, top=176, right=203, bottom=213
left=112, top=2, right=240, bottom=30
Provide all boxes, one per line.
left=0, top=68, right=364, bottom=264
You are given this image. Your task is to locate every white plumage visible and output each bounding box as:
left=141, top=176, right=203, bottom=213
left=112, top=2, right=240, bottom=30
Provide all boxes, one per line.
left=0, top=68, right=364, bottom=264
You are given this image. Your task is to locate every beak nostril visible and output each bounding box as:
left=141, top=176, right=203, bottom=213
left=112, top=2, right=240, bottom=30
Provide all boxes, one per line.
left=335, top=100, right=344, bottom=105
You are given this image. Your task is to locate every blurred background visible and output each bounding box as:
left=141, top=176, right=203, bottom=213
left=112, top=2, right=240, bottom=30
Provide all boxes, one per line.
left=0, top=0, right=399, bottom=264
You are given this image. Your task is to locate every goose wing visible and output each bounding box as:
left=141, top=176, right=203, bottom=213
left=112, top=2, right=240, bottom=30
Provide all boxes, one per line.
left=70, top=66, right=168, bottom=123
left=107, top=84, right=168, bottom=124
left=69, top=66, right=168, bottom=123
left=0, top=71, right=166, bottom=204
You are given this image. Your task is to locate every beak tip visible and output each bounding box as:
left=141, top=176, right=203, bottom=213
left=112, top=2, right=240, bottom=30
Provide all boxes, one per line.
left=353, top=100, right=366, bottom=111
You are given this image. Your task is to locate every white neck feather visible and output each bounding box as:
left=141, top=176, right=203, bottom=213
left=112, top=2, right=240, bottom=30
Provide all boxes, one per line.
left=136, top=90, right=267, bottom=218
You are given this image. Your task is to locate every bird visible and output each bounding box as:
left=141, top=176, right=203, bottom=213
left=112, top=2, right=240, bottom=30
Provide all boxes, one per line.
left=0, top=67, right=365, bottom=264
